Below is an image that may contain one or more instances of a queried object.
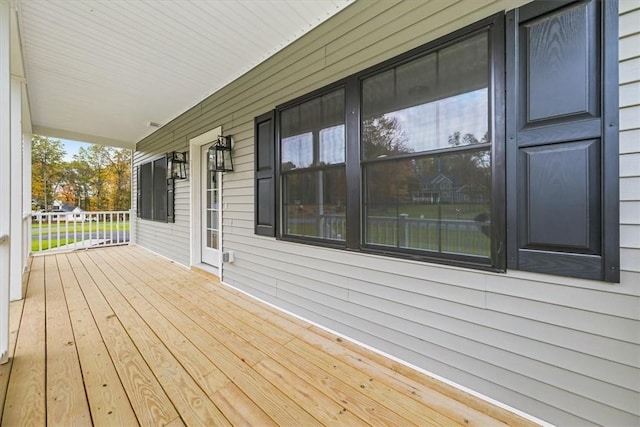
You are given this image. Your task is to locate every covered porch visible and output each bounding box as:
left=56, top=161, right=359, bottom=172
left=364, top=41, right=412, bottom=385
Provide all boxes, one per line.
left=0, top=245, right=534, bottom=426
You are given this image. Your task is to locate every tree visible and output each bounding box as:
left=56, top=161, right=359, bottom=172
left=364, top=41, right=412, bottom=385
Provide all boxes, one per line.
left=31, top=135, right=66, bottom=210
left=73, top=145, right=111, bottom=210
left=67, top=159, right=94, bottom=210
left=31, top=136, right=132, bottom=212
left=447, top=131, right=491, bottom=182
left=362, top=115, right=410, bottom=158
left=362, top=115, right=413, bottom=212
left=106, top=147, right=132, bottom=210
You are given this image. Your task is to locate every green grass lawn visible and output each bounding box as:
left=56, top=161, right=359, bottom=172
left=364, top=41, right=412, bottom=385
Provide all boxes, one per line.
left=32, top=220, right=130, bottom=233
left=366, top=225, right=490, bottom=257
left=285, top=205, right=491, bottom=257
left=369, top=203, right=489, bottom=220
left=32, top=239, right=75, bottom=252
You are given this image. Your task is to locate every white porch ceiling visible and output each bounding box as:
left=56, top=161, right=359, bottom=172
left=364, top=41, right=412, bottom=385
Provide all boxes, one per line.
left=16, top=0, right=352, bottom=149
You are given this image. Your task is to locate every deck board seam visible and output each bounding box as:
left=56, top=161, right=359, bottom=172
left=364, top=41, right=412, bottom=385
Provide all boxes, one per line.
left=99, top=250, right=296, bottom=425
left=135, top=263, right=456, bottom=424
left=100, top=248, right=322, bottom=426
left=6, top=247, right=540, bottom=426
left=103, top=248, right=430, bottom=426
left=87, top=251, right=234, bottom=410
left=2, top=256, right=46, bottom=425
left=109, top=249, right=446, bottom=425
left=127, top=247, right=520, bottom=426
left=0, top=297, right=26, bottom=419
left=45, top=255, right=93, bottom=425
left=90, top=251, right=236, bottom=398
left=55, top=254, right=99, bottom=427
left=81, top=250, right=233, bottom=426
left=60, top=252, right=140, bottom=426
left=70, top=251, right=179, bottom=426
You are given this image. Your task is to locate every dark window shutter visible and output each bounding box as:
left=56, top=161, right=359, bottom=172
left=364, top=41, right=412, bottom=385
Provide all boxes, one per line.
left=167, top=176, right=175, bottom=223
left=506, top=0, right=619, bottom=281
left=136, top=165, right=141, bottom=218
left=153, top=157, right=168, bottom=222
left=139, top=162, right=153, bottom=220
left=255, top=111, right=276, bottom=236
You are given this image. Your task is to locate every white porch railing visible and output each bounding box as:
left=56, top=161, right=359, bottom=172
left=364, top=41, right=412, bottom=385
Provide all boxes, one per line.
left=32, top=210, right=131, bottom=255
left=320, top=213, right=490, bottom=256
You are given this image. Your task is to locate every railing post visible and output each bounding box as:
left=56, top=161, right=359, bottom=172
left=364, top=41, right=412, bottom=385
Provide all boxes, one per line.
left=129, top=209, right=136, bottom=245
left=399, top=213, right=409, bottom=248
left=319, top=215, right=326, bottom=239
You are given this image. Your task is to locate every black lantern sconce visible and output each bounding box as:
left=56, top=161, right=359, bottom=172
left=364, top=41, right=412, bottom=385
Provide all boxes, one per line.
left=208, top=135, right=234, bottom=172
left=167, top=151, right=188, bottom=180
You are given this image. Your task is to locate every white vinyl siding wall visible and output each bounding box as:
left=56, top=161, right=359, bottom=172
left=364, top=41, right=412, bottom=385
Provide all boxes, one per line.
left=620, top=1, right=640, bottom=277
left=133, top=1, right=640, bottom=425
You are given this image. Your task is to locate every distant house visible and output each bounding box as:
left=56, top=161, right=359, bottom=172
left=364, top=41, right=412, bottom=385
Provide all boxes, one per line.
left=51, top=201, right=85, bottom=222
left=412, top=173, right=489, bottom=205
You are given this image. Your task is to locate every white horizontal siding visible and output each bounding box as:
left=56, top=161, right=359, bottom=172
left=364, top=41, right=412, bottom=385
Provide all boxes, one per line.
left=622, top=201, right=640, bottom=224
left=619, top=1, right=640, bottom=281
left=620, top=7, right=640, bottom=36
left=620, top=128, right=640, bottom=153
left=620, top=81, right=640, bottom=107
left=133, top=1, right=640, bottom=425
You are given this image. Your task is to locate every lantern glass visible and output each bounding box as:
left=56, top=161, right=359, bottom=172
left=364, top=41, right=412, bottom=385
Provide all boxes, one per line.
left=176, top=161, right=187, bottom=179
left=207, top=145, right=217, bottom=171
left=207, top=137, right=234, bottom=172
left=167, top=151, right=188, bottom=179
left=167, top=156, right=174, bottom=179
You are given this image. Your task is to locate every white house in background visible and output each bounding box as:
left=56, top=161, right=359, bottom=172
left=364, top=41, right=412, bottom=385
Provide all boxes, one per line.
left=50, top=201, right=84, bottom=222
left=1, top=1, right=639, bottom=425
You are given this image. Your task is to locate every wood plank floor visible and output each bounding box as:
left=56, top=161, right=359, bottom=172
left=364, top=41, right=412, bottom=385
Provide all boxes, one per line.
left=0, top=246, right=538, bottom=426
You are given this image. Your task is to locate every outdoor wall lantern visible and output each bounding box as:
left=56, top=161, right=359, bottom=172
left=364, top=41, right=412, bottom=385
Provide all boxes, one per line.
left=167, top=151, right=188, bottom=180
left=208, top=135, right=234, bottom=172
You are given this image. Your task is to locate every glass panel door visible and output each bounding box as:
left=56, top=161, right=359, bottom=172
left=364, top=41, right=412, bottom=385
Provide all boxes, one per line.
left=202, top=144, right=220, bottom=267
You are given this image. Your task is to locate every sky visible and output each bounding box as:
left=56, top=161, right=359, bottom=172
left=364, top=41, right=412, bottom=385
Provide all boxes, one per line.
left=59, top=138, right=93, bottom=162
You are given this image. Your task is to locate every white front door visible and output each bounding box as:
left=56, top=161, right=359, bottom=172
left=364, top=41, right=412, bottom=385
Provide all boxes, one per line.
left=201, top=144, right=221, bottom=267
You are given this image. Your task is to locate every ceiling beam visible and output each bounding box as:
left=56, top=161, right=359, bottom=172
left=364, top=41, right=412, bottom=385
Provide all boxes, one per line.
left=32, top=125, right=135, bottom=149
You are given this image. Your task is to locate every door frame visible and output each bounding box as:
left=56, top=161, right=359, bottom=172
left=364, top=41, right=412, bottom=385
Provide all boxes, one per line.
left=189, top=126, right=222, bottom=271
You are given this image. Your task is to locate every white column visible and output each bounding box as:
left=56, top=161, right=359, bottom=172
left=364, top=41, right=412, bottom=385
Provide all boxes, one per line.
left=23, top=132, right=32, bottom=271
left=0, top=0, right=12, bottom=364
left=10, top=77, right=23, bottom=301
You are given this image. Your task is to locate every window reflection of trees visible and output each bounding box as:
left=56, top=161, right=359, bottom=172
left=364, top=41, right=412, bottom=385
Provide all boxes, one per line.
left=280, top=88, right=346, bottom=241
left=363, top=116, right=492, bottom=257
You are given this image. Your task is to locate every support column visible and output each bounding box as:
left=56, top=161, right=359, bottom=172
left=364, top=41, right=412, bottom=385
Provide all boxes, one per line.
left=10, top=77, right=23, bottom=301
left=0, top=0, right=12, bottom=364
left=23, top=132, right=32, bottom=272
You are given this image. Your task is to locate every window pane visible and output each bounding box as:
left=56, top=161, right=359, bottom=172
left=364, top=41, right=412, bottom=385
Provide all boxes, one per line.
left=208, top=211, right=218, bottom=230
left=364, top=161, right=399, bottom=247
left=207, top=230, right=218, bottom=250
left=282, top=132, right=313, bottom=170
left=281, top=88, right=345, bottom=170
left=363, top=32, right=488, bottom=159
left=283, top=168, right=346, bottom=241
left=364, top=149, right=491, bottom=258
left=320, top=124, right=345, bottom=164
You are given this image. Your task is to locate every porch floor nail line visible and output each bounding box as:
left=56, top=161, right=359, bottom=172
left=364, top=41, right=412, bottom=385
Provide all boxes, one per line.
left=0, top=245, right=540, bottom=426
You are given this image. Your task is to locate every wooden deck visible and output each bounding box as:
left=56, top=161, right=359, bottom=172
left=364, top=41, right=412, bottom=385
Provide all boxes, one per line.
left=0, top=246, right=537, bottom=426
